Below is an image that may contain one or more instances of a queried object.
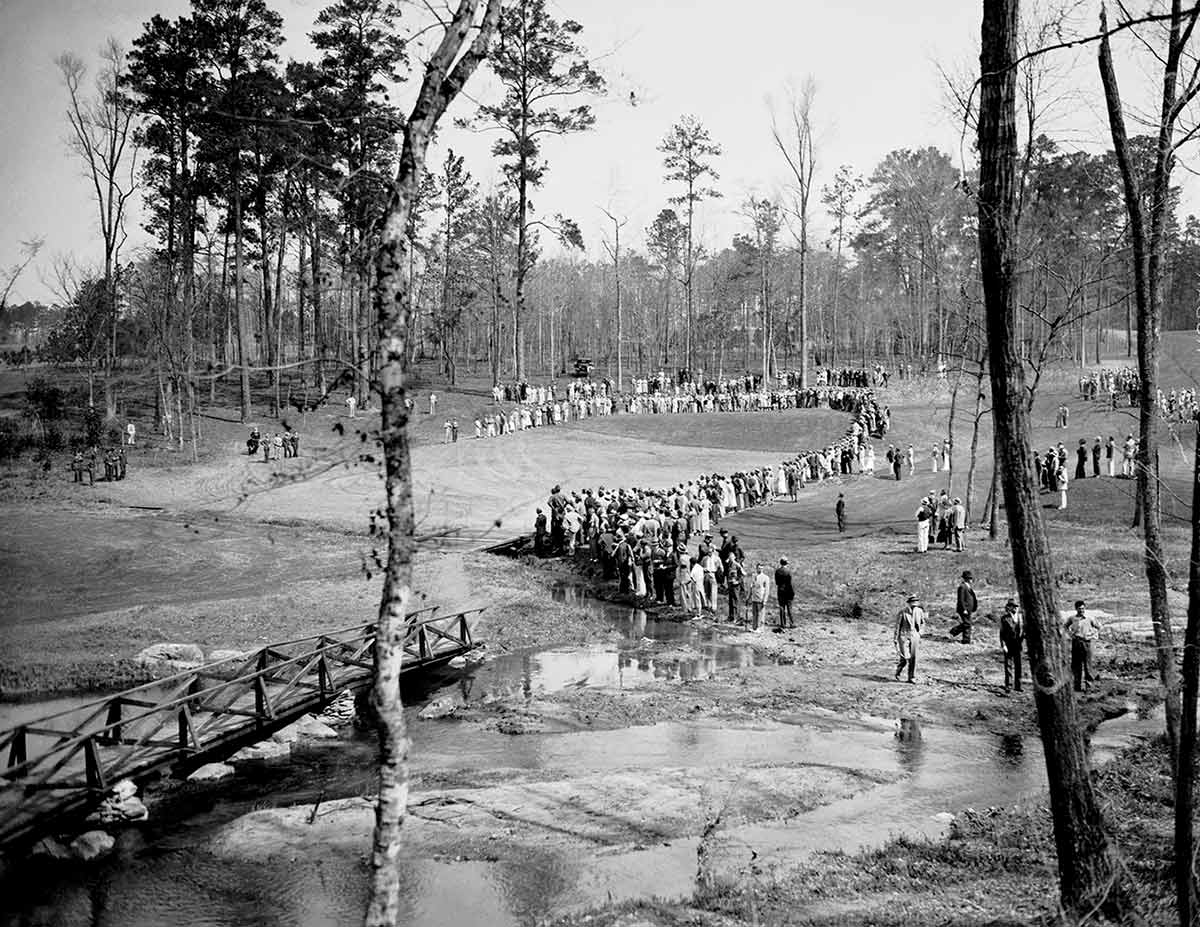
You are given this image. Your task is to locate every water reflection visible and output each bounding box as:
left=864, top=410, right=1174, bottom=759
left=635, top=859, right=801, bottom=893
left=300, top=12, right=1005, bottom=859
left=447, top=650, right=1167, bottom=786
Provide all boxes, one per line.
left=997, top=732, right=1025, bottom=764
left=894, top=717, right=924, bottom=777
left=0, top=581, right=1087, bottom=927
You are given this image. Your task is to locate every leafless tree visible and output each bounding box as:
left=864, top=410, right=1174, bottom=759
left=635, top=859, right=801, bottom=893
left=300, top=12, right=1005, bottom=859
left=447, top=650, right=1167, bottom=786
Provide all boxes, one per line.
left=365, top=1, right=502, bottom=924
left=1098, top=2, right=1200, bottom=919
left=769, top=78, right=818, bottom=388
left=978, top=0, right=1122, bottom=916
left=600, top=207, right=629, bottom=392
left=56, top=39, right=140, bottom=417
left=0, top=238, right=45, bottom=313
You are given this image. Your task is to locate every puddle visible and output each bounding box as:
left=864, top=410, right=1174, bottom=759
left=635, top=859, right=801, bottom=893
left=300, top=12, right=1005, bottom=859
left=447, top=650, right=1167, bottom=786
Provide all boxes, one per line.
left=0, top=714, right=1052, bottom=927
left=0, top=584, right=1166, bottom=927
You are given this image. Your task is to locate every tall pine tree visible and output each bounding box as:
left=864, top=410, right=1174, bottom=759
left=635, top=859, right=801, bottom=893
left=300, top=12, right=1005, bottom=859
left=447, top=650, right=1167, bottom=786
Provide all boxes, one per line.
left=472, top=0, right=603, bottom=378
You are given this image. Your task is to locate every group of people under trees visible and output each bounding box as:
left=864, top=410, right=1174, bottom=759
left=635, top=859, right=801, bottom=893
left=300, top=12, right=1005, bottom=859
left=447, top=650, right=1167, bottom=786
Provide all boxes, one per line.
left=246, top=426, right=301, bottom=460
left=914, top=490, right=967, bottom=552
left=67, top=421, right=138, bottom=487
left=1034, top=433, right=1140, bottom=509
left=70, top=444, right=128, bottom=485
left=815, top=366, right=888, bottom=388
left=532, top=391, right=888, bottom=627
left=1078, top=367, right=1198, bottom=421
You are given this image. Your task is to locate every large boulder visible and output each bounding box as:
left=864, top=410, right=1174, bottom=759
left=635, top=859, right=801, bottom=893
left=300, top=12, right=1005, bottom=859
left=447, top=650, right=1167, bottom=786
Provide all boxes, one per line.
left=231, top=740, right=290, bottom=762
left=188, top=763, right=235, bottom=783
left=203, top=650, right=251, bottom=679
left=207, top=649, right=249, bottom=664
left=294, top=715, right=339, bottom=740
left=110, top=779, right=137, bottom=802
left=69, top=831, right=115, bottom=862
left=418, top=695, right=461, bottom=720
left=137, top=643, right=204, bottom=675
left=88, top=796, right=149, bottom=824
left=271, top=715, right=339, bottom=744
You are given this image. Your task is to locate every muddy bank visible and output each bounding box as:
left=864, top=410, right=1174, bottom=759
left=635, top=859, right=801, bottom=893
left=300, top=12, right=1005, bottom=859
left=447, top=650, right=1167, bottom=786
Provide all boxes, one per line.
left=0, top=559, right=1168, bottom=927
left=500, top=564, right=1157, bottom=740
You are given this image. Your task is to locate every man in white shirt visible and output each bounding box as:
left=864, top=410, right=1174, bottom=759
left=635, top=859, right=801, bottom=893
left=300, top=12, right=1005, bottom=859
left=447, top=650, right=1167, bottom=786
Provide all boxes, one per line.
left=894, top=594, right=926, bottom=683
left=749, top=563, right=770, bottom=631
left=1065, top=599, right=1101, bottom=692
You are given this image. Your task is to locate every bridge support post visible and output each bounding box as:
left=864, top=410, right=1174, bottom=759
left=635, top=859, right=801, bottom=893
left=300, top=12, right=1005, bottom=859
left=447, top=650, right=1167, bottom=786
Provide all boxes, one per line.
left=101, top=700, right=123, bottom=745
left=6, top=727, right=27, bottom=778
left=83, top=737, right=106, bottom=791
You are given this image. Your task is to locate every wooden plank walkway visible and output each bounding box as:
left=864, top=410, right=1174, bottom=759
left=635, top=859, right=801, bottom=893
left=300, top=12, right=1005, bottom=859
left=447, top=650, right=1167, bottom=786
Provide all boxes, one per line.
left=0, top=606, right=482, bottom=850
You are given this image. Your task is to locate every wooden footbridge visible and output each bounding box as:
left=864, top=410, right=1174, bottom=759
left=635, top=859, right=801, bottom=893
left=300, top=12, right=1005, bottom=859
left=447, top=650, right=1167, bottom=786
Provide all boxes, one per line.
left=0, top=605, right=482, bottom=851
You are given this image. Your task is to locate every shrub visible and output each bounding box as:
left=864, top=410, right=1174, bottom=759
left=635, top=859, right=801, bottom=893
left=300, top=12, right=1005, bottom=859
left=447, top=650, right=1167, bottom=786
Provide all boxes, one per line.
left=0, top=419, right=29, bottom=460
left=41, top=426, right=64, bottom=453
left=82, top=406, right=105, bottom=448
left=23, top=377, right=67, bottom=423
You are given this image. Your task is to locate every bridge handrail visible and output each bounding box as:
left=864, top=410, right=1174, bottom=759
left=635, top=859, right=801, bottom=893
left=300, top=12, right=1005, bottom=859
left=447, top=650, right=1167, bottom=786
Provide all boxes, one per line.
left=0, top=606, right=486, bottom=785
left=0, top=604, right=469, bottom=734
left=0, top=603, right=485, bottom=851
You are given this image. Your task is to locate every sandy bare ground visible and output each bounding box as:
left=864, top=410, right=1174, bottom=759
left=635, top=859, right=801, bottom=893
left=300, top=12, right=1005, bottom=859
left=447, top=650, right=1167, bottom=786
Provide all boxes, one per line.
left=0, top=368, right=1190, bottom=698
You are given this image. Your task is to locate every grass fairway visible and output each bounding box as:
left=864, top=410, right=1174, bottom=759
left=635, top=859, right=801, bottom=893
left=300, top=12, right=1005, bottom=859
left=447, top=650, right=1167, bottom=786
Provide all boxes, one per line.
left=0, top=337, right=1194, bottom=696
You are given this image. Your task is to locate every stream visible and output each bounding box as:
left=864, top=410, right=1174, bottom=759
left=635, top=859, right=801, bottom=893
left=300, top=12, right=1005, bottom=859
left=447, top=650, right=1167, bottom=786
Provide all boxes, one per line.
left=0, top=587, right=1155, bottom=927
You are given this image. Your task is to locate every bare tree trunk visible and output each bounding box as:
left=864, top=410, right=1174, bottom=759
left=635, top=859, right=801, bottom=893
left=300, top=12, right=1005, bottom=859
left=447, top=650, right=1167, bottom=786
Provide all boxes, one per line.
left=1099, top=9, right=1183, bottom=766
left=233, top=169, right=252, bottom=423
left=515, top=148, right=529, bottom=380
left=364, top=4, right=500, bottom=923
left=978, top=0, right=1121, bottom=916
left=685, top=193, right=694, bottom=373
left=1177, top=420, right=1200, bottom=927
left=274, top=211, right=286, bottom=416
left=945, top=331, right=970, bottom=491
left=964, top=358, right=986, bottom=521
left=800, top=223, right=809, bottom=387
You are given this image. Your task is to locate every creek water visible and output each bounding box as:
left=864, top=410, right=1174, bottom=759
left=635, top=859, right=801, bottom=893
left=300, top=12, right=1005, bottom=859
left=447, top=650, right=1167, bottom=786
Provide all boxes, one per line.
left=0, top=587, right=1146, bottom=927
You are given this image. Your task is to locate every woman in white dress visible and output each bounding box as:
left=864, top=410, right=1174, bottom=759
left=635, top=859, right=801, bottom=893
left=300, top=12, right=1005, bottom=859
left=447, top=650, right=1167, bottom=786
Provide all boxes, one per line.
left=866, top=444, right=876, bottom=474
left=931, top=443, right=940, bottom=473
left=775, top=465, right=788, bottom=497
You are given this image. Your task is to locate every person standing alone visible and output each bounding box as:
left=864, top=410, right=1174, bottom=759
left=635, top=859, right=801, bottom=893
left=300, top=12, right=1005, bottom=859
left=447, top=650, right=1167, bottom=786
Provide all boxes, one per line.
left=894, top=594, right=926, bottom=683
left=1065, top=599, right=1100, bottom=692
left=774, top=558, right=795, bottom=628
left=835, top=493, right=846, bottom=533
left=749, top=563, right=769, bottom=631
left=949, top=570, right=978, bottom=643
left=999, top=598, right=1024, bottom=692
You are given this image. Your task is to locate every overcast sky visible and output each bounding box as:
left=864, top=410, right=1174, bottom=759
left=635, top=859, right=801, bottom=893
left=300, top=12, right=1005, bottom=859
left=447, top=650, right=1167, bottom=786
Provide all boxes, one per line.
left=0, top=0, right=1183, bottom=304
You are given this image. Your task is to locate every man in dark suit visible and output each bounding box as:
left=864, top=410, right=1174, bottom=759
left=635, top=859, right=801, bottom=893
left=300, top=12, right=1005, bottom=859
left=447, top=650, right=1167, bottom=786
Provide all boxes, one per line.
left=835, top=494, right=846, bottom=533
left=999, top=598, right=1024, bottom=692
left=949, top=570, right=978, bottom=643
left=774, top=557, right=795, bottom=628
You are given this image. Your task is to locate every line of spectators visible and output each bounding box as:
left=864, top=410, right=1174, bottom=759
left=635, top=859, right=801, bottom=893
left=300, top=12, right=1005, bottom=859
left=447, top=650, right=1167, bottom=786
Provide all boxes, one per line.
left=464, top=383, right=889, bottom=441
left=533, top=391, right=889, bottom=621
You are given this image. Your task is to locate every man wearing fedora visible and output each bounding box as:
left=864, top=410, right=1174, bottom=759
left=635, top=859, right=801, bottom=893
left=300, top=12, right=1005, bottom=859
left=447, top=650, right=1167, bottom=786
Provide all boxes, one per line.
left=949, top=570, right=978, bottom=643
left=894, top=593, right=926, bottom=683
left=1065, top=599, right=1101, bottom=692
left=999, top=598, right=1025, bottom=692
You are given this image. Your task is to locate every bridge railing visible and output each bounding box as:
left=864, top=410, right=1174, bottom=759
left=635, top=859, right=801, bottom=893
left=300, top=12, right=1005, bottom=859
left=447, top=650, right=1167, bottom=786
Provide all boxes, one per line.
left=0, top=605, right=483, bottom=848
